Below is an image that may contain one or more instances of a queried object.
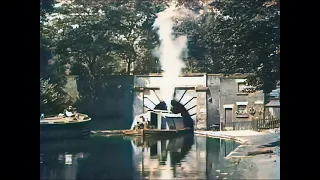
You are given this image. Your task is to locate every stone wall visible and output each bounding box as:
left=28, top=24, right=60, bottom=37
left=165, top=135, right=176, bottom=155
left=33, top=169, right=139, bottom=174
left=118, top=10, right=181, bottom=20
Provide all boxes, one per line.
left=77, top=75, right=134, bottom=130
left=206, top=75, right=221, bottom=126
left=219, top=77, right=264, bottom=123
left=195, top=89, right=207, bottom=130
left=70, top=74, right=266, bottom=130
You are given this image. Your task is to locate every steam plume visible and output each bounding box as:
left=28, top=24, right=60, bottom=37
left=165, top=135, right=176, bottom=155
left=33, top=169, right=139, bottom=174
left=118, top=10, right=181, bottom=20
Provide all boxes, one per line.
left=153, top=6, right=194, bottom=111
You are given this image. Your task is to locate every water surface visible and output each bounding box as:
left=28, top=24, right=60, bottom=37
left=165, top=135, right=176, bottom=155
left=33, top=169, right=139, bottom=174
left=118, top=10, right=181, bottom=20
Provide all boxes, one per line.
left=40, top=135, right=240, bottom=179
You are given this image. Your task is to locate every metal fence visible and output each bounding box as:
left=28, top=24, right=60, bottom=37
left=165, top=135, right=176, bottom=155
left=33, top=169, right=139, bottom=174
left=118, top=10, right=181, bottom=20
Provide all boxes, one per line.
left=221, top=118, right=280, bottom=131
left=252, top=118, right=280, bottom=131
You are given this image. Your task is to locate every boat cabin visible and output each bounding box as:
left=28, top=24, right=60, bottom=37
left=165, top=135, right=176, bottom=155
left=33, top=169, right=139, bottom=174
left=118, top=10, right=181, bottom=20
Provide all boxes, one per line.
left=130, top=110, right=186, bottom=131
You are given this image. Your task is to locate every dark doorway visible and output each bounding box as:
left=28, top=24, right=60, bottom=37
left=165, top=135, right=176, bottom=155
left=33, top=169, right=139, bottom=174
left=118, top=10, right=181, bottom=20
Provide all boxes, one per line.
left=154, top=100, right=194, bottom=130
left=224, top=108, right=233, bottom=124
left=150, top=113, right=158, bottom=128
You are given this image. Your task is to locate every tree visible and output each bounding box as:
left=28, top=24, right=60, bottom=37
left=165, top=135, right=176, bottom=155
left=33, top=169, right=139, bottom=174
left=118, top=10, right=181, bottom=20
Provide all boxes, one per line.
left=40, top=0, right=55, bottom=18
left=41, top=0, right=79, bottom=114
left=210, top=0, right=280, bottom=93
left=179, top=0, right=280, bottom=93
left=176, top=14, right=223, bottom=73
left=42, top=1, right=123, bottom=105
left=40, top=0, right=55, bottom=76
left=106, top=0, right=165, bottom=75
left=41, top=0, right=167, bottom=112
left=40, top=78, right=71, bottom=114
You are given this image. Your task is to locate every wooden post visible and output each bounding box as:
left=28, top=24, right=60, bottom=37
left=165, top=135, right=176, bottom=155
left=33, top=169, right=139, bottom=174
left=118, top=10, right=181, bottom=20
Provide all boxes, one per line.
left=255, top=120, right=257, bottom=131
left=252, top=120, right=254, bottom=131
left=263, top=92, right=267, bottom=123
left=273, top=119, right=275, bottom=129
left=263, top=107, right=266, bottom=122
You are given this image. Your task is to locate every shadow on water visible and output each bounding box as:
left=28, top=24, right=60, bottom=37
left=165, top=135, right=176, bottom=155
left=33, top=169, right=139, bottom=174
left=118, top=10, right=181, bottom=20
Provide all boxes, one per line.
left=40, top=135, right=240, bottom=180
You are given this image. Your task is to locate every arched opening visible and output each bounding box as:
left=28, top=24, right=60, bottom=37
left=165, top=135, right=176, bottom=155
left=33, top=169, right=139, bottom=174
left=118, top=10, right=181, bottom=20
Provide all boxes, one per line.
left=154, top=100, right=194, bottom=130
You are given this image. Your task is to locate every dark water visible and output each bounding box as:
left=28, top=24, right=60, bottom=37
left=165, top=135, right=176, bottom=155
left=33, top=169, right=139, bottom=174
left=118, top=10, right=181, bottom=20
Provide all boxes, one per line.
left=40, top=135, right=240, bottom=180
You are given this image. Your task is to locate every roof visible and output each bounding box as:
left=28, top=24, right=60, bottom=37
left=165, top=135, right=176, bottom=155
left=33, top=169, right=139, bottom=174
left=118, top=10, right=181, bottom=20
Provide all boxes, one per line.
left=265, top=99, right=280, bottom=107
left=162, top=113, right=182, bottom=118
left=270, top=88, right=280, bottom=97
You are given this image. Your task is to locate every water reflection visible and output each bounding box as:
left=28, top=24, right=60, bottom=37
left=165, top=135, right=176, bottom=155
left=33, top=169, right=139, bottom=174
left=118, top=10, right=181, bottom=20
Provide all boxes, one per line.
left=40, top=135, right=239, bottom=180
left=131, top=135, right=239, bottom=179
left=40, top=152, right=88, bottom=180
left=40, top=136, right=135, bottom=180
left=40, top=139, right=90, bottom=180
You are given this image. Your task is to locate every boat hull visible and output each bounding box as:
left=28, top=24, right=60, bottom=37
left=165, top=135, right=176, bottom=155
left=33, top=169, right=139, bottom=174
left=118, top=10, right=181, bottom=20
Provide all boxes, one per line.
left=144, top=128, right=193, bottom=136
left=123, top=128, right=193, bottom=137
left=40, top=120, right=91, bottom=141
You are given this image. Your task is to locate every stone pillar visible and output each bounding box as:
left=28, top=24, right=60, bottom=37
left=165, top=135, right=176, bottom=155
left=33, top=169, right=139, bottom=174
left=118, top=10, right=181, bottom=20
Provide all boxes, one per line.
left=196, top=86, right=208, bottom=130
left=207, top=75, right=221, bottom=125
left=132, top=87, right=144, bottom=120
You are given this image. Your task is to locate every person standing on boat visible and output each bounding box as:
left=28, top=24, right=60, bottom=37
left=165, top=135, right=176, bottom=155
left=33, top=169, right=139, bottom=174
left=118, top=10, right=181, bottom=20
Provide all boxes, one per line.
left=134, top=122, right=141, bottom=130
left=65, top=106, right=76, bottom=117
left=68, top=106, right=76, bottom=113
left=142, top=118, right=147, bottom=130
left=141, top=116, right=149, bottom=129
left=145, top=118, right=150, bottom=129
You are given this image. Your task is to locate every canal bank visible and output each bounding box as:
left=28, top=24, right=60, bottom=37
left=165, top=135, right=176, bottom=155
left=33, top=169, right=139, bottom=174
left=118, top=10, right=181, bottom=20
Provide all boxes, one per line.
left=195, top=130, right=280, bottom=179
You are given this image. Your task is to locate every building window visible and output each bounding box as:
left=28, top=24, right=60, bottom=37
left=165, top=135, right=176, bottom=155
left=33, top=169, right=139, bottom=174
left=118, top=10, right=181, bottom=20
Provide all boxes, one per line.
left=238, top=82, right=246, bottom=92
left=237, top=105, right=247, bottom=115
left=238, top=82, right=256, bottom=93
left=236, top=102, right=249, bottom=118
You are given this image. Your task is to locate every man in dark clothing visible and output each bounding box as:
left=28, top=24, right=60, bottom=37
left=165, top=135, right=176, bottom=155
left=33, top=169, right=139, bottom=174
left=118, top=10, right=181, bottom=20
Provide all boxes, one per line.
left=65, top=106, right=76, bottom=117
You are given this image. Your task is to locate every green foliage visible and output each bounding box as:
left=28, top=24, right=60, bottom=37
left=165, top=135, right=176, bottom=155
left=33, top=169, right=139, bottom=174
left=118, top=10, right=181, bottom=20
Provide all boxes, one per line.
left=178, top=0, right=280, bottom=93
left=41, top=0, right=167, bottom=110
left=40, top=0, right=55, bottom=18
left=105, top=0, right=165, bottom=75
left=40, top=0, right=280, bottom=114
left=212, top=0, right=280, bottom=93
left=40, top=78, right=71, bottom=115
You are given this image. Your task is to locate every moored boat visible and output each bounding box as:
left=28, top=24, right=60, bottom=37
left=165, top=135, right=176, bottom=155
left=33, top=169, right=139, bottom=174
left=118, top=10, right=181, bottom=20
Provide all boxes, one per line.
left=40, top=112, right=91, bottom=140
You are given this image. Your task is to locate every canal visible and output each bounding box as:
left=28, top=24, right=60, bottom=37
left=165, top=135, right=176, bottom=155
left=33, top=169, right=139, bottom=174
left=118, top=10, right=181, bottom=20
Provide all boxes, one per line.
left=40, top=135, right=240, bottom=180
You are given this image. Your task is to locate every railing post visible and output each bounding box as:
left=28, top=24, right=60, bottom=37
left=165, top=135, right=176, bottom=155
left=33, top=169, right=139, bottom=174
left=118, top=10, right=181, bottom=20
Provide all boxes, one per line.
left=252, top=120, right=255, bottom=131
left=251, top=120, right=253, bottom=130
left=252, top=120, right=254, bottom=130
left=273, top=119, right=275, bottom=129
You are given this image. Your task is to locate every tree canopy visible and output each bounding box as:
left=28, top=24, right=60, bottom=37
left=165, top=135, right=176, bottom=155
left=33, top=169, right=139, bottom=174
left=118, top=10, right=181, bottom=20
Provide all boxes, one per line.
left=40, top=0, right=280, bottom=113
left=178, top=0, right=280, bottom=93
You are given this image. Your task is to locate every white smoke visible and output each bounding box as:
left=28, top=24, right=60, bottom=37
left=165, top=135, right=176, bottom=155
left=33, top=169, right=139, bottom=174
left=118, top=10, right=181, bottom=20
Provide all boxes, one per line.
left=152, top=6, right=194, bottom=111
